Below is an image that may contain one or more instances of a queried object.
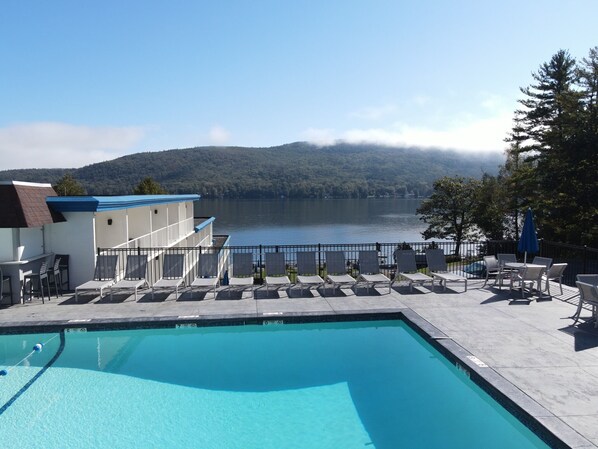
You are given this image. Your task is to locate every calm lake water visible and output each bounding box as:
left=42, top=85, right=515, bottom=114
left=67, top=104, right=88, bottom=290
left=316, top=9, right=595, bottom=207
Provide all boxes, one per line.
left=197, top=198, right=426, bottom=246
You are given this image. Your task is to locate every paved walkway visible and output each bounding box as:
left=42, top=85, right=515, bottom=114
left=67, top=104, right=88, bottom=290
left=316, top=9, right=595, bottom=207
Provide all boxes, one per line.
left=1, top=280, right=597, bottom=448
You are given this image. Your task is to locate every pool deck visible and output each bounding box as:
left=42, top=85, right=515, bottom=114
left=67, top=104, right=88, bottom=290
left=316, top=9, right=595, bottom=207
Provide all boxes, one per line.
left=1, top=280, right=597, bottom=449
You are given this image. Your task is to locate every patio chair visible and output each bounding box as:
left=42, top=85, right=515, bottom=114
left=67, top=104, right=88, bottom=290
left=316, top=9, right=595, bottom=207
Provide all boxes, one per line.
left=394, top=250, right=434, bottom=292
left=496, top=253, right=518, bottom=284
left=75, top=255, right=119, bottom=302
left=324, top=251, right=356, bottom=295
left=357, top=250, right=392, bottom=294
left=296, top=251, right=325, bottom=296
left=23, top=261, right=52, bottom=303
left=509, top=265, right=545, bottom=299
left=542, top=263, right=567, bottom=296
left=425, top=249, right=468, bottom=292
left=151, top=254, right=185, bottom=300
left=573, top=276, right=598, bottom=328
left=532, top=256, right=553, bottom=269
left=109, top=255, right=149, bottom=301
left=227, top=253, right=255, bottom=298
left=482, top=255, right=501, bottom=287
left=264, top=252, right=292, bottom=295
left=47, top=256, right=62, bottom=297
left=190, top=253, right=220, bottom=299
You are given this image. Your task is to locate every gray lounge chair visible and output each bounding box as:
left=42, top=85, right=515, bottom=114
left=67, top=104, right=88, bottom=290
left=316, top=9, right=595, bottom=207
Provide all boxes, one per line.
left=425, top=249, right=468, bottom=292
left=152, top=254, right=185, bottom=300
left=394, top=250, right=434, bottom=292
left=264, top=252, right=292, bottom=295
left=190, top=253, right=220, bottom=299
left=296, top=251, right=325, bottom=296
left=324, top=251, right=356, bottom=295
left=75, top=255, right=119, bottom=302
left=110, top=255, right=149, bottom=301
left=357, top=250, right=391, bottom=294
left=227, top=253, right=255, bottom=298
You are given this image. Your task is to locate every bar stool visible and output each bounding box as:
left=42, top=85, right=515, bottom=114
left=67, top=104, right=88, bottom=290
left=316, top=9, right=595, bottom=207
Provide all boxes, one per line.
left=47, top=257, right=62, bottom=297
left=0, top=266, right=13, bottom=305
left=23, top=261, right=51, bottom=303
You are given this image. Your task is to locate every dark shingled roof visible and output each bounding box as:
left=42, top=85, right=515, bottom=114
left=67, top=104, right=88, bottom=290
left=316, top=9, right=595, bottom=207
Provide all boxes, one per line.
left=0, top=182, right=65, bottom=228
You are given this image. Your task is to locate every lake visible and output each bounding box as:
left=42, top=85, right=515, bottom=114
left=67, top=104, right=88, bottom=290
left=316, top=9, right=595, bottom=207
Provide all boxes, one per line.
left=197, top=198, right=427, bottom=246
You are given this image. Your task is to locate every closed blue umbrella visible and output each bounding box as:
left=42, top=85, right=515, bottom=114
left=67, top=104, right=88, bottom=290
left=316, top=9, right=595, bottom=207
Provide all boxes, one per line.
left=518, top=208, right=539, bottom=263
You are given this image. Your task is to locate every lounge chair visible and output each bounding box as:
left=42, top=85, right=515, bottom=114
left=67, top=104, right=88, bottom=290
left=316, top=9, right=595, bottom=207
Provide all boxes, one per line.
left=264, top=252, right=292, bottom=295
left=394, top=250, right=434, bottom=292
left=425, top=249, right=468, bottom=292
left=151, top=254, right=185, bottom=300
left=190, top=253, right=220, bottom=299
left=109, top=255, right=149, bottom=301
left=542, top=263, right=567, bottom=296
left=227, top=253, right=255, bottom=298
left=324, top=251, right=356, bottom=295
left=572, top=275, right=598, bottom=327
left=296, top=251, right=325, bottom=296
left=75, top=255, right=119, bottom=302
left=357, top=250, right=392, bottom=294
left=509, top=265, right=545, bottom=299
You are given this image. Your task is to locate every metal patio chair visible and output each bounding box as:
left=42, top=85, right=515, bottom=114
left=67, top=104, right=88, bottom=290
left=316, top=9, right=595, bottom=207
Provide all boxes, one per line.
left=324, top=251, right=356, bottom=295
left=152, top=253, right=185, bottom=300
left=227, top=253, right=255, bottom=298
left=75, top=255, right=119, bottom=302
left=109, top=255, right=149, bottom=301
left=357, top=250, right=392, bottom=294
left=264, top=252, right=292, bottom=295
left=425, top=249, right=468, bottom=292
left=296, top=251, right=325, bottom=296
left=190, top=253, right=220, bottom=299
left=394, top=249, right=434, bottom=292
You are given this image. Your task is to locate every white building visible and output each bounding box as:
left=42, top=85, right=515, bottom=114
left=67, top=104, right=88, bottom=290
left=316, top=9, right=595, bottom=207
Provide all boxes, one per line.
left=0, top=181, right=213, bottom=304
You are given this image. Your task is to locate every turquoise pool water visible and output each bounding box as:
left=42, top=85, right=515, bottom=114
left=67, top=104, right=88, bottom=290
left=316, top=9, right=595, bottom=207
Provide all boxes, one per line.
left=0, top=321, right=549, bottom=449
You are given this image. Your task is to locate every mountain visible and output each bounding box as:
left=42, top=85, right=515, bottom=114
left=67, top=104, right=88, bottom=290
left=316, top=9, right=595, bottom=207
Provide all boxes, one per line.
left=0, top=142, right=504, bottom=198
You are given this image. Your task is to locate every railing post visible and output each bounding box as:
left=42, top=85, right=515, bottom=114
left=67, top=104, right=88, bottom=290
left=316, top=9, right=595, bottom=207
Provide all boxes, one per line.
left=259, top=245, right=263, bottom=284
left=583, top=245, right=588, bottom=274
left=318, top=243, right=322, bottom=276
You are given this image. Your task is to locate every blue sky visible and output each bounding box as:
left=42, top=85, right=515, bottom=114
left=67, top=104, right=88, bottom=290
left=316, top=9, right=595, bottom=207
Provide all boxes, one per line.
left=1, top=1, right=596, bottom=169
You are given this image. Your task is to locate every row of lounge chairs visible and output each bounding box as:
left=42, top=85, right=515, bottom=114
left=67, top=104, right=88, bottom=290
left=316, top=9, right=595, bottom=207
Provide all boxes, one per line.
left=74, top=249, right=467, bottom=301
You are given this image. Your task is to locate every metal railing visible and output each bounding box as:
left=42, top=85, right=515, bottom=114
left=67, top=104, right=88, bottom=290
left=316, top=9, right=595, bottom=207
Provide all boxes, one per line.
left=98, top=238, right=598, bottom=288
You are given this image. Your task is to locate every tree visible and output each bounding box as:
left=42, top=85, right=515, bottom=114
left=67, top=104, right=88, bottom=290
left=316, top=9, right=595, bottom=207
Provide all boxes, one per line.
left=53, top=174, right=86, bottom=196
left=416, top=177, right=481, bottom=256
left=133, top=177, right=167, bottom=195
left=506, top=48, right=598, bottom=245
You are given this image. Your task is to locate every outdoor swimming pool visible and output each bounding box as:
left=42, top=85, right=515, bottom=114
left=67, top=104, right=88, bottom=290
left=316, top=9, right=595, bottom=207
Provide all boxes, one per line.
left=0, top=320, right=550, bottom=449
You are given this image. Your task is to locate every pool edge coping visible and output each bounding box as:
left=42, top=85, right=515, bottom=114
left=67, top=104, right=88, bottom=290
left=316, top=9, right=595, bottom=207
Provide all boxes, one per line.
left=0, top=309, right=591, bottom=449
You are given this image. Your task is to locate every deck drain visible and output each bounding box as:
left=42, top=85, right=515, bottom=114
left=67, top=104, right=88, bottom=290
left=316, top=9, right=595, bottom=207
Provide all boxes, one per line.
left=466, top=355, right=488, bottom=368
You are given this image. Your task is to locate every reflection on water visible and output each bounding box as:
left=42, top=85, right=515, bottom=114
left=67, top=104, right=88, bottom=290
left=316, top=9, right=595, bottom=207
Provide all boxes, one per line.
left=196, top=198, right=426, bottom=245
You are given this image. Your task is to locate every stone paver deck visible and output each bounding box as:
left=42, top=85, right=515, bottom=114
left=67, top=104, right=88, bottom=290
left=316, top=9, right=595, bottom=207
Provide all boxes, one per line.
left=1, top=279, right=597, bottom=448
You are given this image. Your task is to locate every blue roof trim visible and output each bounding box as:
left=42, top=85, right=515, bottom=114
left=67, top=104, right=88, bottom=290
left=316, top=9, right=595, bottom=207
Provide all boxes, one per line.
left=195, top=217, right=215, bottom=233
left=47, top=194, right=200, bottom=212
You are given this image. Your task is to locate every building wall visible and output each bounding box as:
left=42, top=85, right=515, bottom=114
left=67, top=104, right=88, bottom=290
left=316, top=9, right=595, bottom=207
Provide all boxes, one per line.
left=0, top=229, right=13, bottom=262
left=20, top=227, right=44, bottom=259
left=96, top=210, right=128, bottom=249
left=45, top=212, right=96, bottom=288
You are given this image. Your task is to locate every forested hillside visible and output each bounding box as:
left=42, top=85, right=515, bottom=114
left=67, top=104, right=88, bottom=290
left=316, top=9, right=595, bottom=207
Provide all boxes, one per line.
left=0, top=142, right=503, bottom=198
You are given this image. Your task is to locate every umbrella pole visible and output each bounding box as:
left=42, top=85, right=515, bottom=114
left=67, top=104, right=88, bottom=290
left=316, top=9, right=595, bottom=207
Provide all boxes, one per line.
left=524, top=252, right=527, bottom=264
